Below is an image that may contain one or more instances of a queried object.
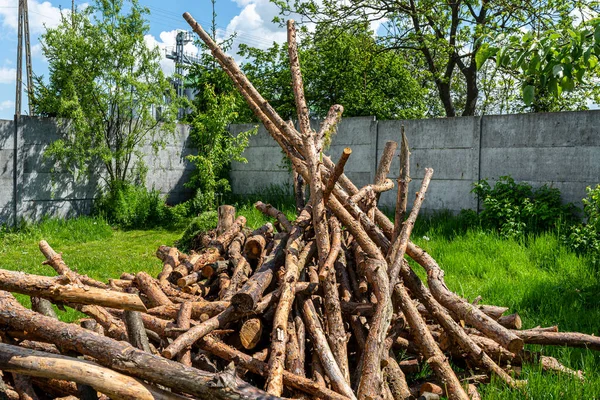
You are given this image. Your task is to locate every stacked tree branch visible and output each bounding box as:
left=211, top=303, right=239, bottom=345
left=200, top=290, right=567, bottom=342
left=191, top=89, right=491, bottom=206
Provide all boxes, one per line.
left=1, top=13, right=600, bottom=400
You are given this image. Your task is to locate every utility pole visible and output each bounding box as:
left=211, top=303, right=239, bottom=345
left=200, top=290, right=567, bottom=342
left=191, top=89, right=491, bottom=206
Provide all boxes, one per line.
left=15, top=0, right=34, bottom=117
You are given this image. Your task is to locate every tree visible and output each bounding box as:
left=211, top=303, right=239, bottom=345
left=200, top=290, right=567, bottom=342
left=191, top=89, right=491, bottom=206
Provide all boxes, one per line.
left=477, top=17, right=600, bottom=111
left=274, top=0, right=598, bottom=116
left=34, top=0, right=178, bottom=188
left=238, top=23, right=426, bottom=120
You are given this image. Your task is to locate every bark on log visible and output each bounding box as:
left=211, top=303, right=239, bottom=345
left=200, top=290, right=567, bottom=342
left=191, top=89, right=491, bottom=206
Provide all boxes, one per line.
left=244, top=223, right=274, bottom=260
left=231, top=232, right=288, bottom=312
left=300, top=295, right=356, bottom=400
left=0, top=291, right=280, bottom=400
left=324, top=148, right=352, bottom=203
left=497, top=313, right=522, bottom=330
left=156, top=245, right=179, bottom=284
left=255, top=202, right=294, bottom=233
left=134, top=272, right=172, bottom=308
left=0, top=269, right=146, bottom=312
left=199, top=335, right=349, bottom=400
left=512, top=330, right=600, bottom=351
left=176, top=301, right=193, bottom=366
left=406, top=242, right=524, bottom=354
left=373, top=141, right=398, bottom=204
left=0, top=343, right=188, bottom=400
left=30, top=297, right=57, bottom=319
left=393, top=283, right=469, bottom=400
left=124, top=308, right=152, bottom=353
left=217, top=205, right=236, bottom=236
left=393, top=128, right=410, bottom=243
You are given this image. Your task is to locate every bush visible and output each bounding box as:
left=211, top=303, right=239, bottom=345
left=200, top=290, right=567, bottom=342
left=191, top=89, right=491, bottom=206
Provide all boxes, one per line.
left=563, top=185, right=600, bottom=265
left=94, top=182, right=188, bottom=229
left=472, top=176, right=575, bottom=238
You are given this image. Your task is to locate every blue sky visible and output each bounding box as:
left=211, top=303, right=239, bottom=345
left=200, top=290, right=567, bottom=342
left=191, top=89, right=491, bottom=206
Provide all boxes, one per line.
left=0, top=0, right=294, bottom=120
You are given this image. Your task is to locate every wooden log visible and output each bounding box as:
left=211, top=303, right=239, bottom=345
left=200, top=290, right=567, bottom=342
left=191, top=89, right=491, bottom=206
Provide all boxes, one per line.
left=171, top=252, right=199, bottom=281
left=156, top=245, right=179, bottom=284
left=467, top=384, right=481, bottom=400
left=497, top=313, right=522, bottom=330
left=316, top=104, right=344, bottom=154
left=207, top=215, right=247, bottom=255
left=383, top=353, right=412, bottom=400
left=202, top=260, right=229, bottom=280
left=217, top=205, right=236, bottom=235
left=539, top=355, right=584, bottom=381
left=244, top=223, right=274, bottom=260
left=162, top=293, right=274, bottom=360
left=199, top=335, right=349, bottom=400
left=406, top=242, right=524, bottom=354
left=419, top=383, right=443, bottom=396
left=0, top=291, right=279, bottom=400
left=146, top=301, right=229, bottom=320
left=293, top=170, right=307, bottom=214
left=373, top=141, right=398, bottom=204
left=512, top=330, right=600, bottom=351
left=324, top=148, right=352, bottom=203
left=0, top=269, right=146, bottom=312
left=319, top=217, right=342, bottom=281
left=240, top=318, right=263, bottom=350
left=357, top=257, right=393, bottom=400
left=265, top=212, right=310, bottom=395
left=70, top=304, right=128, bottom=341
left=387, top=168, right=433, bottom=290
left=300, top=295, right=356, bottom=400
left=123, top=308, right=152, bottom=353
left=393, top=283, right=469, bottom=400
left=399, top=260, right=519, bottom=387
left=13, top=373, right=39, bottom=400
left=0, top=343, right=188, bottom=400
left=134, top=272, right=172, bottom=308
left=38, top=241, right=109, bottom=290
left=350, top=180, right=395, bottom=205
left=255, top=202, right=294, bottom=233
left=393, top=128, right=410, bottom=243
left=231, top=232, right=288, bottom=312
left=322, top=250, right=349, bottom=384
left=176, top=302, right=193, bottom=366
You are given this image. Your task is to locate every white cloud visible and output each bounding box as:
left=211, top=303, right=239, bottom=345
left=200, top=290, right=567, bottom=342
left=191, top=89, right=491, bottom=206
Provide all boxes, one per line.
left=0, top=0, right=65, bottom=34
left=0, top=67, right=16, bottom=84
left=0, top=100, right=14, bottom=111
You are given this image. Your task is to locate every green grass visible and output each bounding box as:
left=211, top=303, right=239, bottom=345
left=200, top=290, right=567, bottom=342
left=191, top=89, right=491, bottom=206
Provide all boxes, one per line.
left=1, top=216, right=179, bottom=322
left=1, top=209, right=600, bottom=398
left=410, top=212, right=600, bottom=399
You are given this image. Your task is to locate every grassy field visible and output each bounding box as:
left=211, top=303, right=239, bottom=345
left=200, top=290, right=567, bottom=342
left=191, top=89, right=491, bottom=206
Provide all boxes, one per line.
left=1, top=209, right=599, bottom=399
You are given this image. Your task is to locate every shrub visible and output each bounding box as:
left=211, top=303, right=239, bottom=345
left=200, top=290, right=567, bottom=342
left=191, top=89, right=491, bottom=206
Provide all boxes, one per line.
left=472, top=176, right=575, bottom=238
left=563, top=185, right=600, bottom=265
left=94, top=182, right=188, bottom=229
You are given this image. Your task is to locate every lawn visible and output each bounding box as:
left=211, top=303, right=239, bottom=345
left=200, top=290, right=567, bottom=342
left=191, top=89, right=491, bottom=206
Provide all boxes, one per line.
left=1, top=210, right=599, bottom=399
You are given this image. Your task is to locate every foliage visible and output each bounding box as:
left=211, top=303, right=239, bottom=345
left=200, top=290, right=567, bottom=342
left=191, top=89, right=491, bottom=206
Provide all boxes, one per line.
left=477, top=16, right=600, bottom=110
left=274, top=0, right=599, bottom=116
left=93, top=182, right=188, bottom=229
left=564, top=185, right=600, bottom=266
left=34, top=0, right=178, bottom=187
left=184, top=84, right=257, bottom=213
left=239, top=23, right=426, bottom=120
left=472, top=176, right=575, bottom=239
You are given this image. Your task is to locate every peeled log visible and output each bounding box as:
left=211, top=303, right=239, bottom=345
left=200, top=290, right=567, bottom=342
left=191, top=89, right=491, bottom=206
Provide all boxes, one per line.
left=0, top=269, right=146, bottom=312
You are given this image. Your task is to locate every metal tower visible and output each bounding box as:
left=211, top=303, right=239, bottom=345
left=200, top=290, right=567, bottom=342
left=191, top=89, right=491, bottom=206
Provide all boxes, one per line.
left=165, top=31, right=202, bottom=99
left=15, top=0, right=34, bottom=116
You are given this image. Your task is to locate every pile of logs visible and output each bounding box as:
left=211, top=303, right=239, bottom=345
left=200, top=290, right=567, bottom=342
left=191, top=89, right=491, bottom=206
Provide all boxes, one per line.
left=1, top=11, right=599, bottom=400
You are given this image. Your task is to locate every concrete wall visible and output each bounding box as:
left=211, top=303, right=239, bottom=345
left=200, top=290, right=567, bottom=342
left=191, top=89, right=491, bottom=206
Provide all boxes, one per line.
left=231, top=110, right=600, bottom=214
left=0, top=117, right=194, bottom=225
left=1, top=111, right=599, bottom=224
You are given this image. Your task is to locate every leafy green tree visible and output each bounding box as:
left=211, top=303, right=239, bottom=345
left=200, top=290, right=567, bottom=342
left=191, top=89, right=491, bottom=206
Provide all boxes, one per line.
left=239, top=23, right=426, bottom=120
left=477, top=17, right=600, bottom=111
left=34, top=0, right=177, bottom=188
left=274, top=0, right=598, bottom=116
